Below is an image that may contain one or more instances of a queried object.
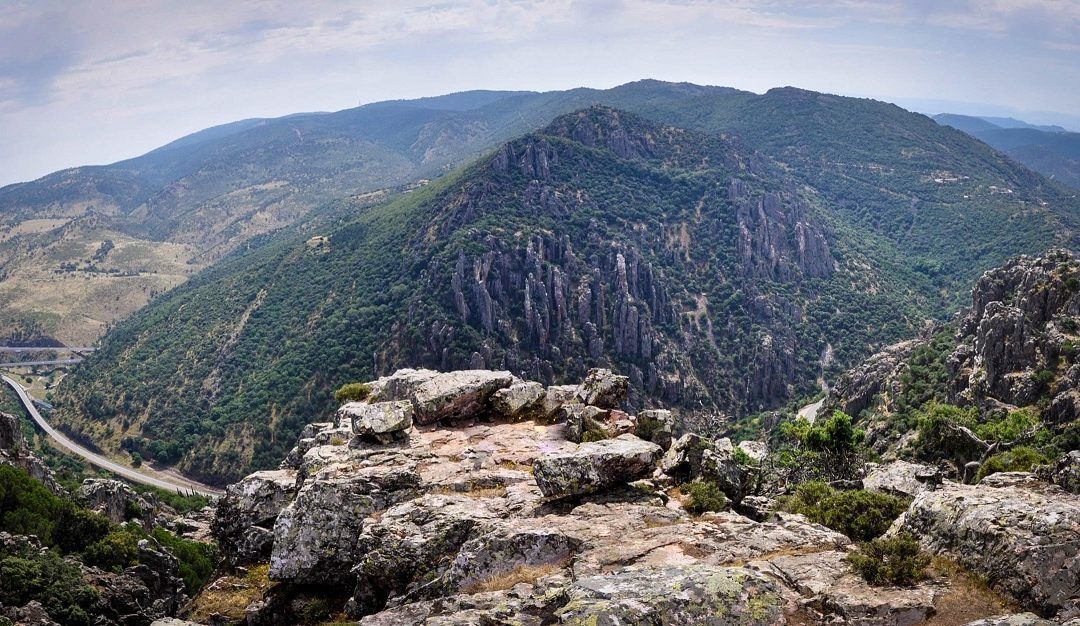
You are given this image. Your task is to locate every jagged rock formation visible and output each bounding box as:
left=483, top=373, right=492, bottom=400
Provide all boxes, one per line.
left=823, top=250, right=1080, bottom=474
left=0, top=411, right=61, bottom=494
left=191, top=367, right=1080, bottom=625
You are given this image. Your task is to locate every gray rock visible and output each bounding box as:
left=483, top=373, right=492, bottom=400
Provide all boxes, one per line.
left=76, top=478, right=158, bottom=525
left=962, top=614, right=1057, bottom=626
left=573, top=368, right=629, bottom=408
left=532, top=434, right=662, bottom=498
left=561, top=404, right=635, bottom=443
left=556, top=565, right=786, bottom=625
left=863, top=460, right=942, bottom=499
left=349, top=494, right=506, bottom=616
left=211, top=469, right=298, bottom=565
left=755, top=549, right=940, bottom=625
left=661, top=433, right=746, bottom=501
left=410, top=370, right=516, bottom=424
left=492, top=381, right=546, bottom=420
left=1045, top=450, right=1080, bottom=494
left=366, top=368, right=441, bottom=402
left=342, top=400, right=414, bottom=443
left=737, top=440, right=769, bottom=463
left=637, top=408, right=674, bottom=449
left=895, top=478, right=1080, bottom=616
left=541, top=384, right=579, bottom=421
left=270, top=476, right=377, bottom=583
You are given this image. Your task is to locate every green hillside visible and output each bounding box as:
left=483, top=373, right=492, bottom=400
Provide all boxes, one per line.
left=53, top=86, right=1080, bottom=484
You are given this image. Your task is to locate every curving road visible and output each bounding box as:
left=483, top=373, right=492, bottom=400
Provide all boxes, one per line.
left=1, top=374, right=222, bottom=497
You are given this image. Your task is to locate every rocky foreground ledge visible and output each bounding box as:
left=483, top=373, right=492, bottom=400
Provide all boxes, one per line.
left=189, top=368, right=1080, bottom=625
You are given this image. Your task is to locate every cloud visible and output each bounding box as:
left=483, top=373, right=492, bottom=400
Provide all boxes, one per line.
left=0, top=0, right=1077, bottom=185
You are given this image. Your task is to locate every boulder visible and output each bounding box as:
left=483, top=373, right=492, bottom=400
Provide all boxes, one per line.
left=562, top=404, right=621, bottom=443
left=349, top=494, right=506, bottom=616
left=532, top=434, right=662, bottom=498
left=636, top=408, right=674, bottom=449
left=895, top=478, right=1080, bottom=616
left=555, top=565, right=786, bottom=625
left=342, top=400, right=414, bottom=443
left=410, top=370, right=516, bottom=424
left=573, top=368, right=629, bottom=408
left=212, top=469, right=298, bottom=565
left=863, top=460, right=942, bottom=499
left=366, top=368, right=440, bottom=402
left=660, top=433, right=746, bottom=500
left=1044, top=450, right=1080, bottom=494
left=491, top=381, right=546, bottom=420
left=737, top=440, right=769, bottom=464
left=76, top=478, right=157, bottom=525
left=541, top=384, right=579, bottom=421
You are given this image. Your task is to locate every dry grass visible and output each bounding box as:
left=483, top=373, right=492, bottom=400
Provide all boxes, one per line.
left=186, top=563, right=273, bottom=623
left=925, top=558, right=1013, bottom=626
left=462, top=561, right=566, bottom=594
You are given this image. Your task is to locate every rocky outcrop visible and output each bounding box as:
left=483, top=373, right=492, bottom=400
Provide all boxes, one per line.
left=202, top=368, right=1043, bottom=625
left=211, top=469, right=298, bottom=566
left=660, top=433, right=747, bottom=501
left=0, top=531, right=187, bottom=626
left=532, top=434, right=662, bottom=498
left=77, top=478, right=161, bottom=526
left=0, top=411, right=61, bottom=495
left=573, top=368, right=629, bottom=408
left=1043, top=450, right=1080, bottom=494
left=895, top=474, right=1080, bottom=617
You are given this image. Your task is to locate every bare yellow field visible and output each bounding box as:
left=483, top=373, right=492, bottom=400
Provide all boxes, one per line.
left=0, top=221, right=203, bottom=345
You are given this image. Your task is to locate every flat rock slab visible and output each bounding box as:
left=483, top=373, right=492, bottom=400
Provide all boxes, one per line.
left=533, top=434, right=662, bottom=498
left=556, top=565, right=786, bottom=625
left=896, top=476, right=1080, bottom=616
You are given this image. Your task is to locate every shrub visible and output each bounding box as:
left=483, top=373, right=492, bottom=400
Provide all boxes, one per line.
left=0, top=540, right=100, bottom=626
left=151, top=527, right=219, bottom=594
left=974, top=408, right=1038, bottom=442
left=976, top=446, right=1051, bottom=481
left=773, top=412, right=869, bottom=483
left=684, top=481, right=727, bottom=514
left=846, top=533, right=930, bottom=587
left=334, top=382, right=371, bottom=404
left=777, top=482, right=909, bottom=541
left=82, top=528, right=140, bottom=572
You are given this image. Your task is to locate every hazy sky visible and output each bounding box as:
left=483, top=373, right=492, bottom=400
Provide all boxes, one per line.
left=2, top=0, right=1078, bottom=187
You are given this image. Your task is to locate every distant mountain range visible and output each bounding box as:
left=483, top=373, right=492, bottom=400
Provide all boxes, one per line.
left=934, top=113, right=1080, bottom=189
left=45, top=82, right=1080, bottom=483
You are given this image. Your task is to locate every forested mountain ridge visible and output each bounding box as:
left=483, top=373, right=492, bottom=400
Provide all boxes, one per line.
left=933, top=112, right=1080, bottom=189
left=51, top=90, right=1080, bottom=484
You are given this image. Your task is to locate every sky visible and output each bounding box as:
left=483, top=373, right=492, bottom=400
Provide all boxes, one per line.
left=1, top=0, right=1079, bottom=187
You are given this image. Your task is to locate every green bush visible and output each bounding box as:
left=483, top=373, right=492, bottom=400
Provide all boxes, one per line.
left=151, top=527, right=218, bottom=593
left=334, top=382, right=371, bottom=404
left=974, top=408, right=1038, bottom=442
left=684, top=481, right=727, bottom=514
left=777, top=482, right=909, bottom=541
left=773, top=413, right=870, bottom=484
left=0, top=540, right=100, bottom=626
left=846, top=533, right=930, bottom=587
left=83, top=528, right=141, bottom=572
left=976, top=446, right=1051, bottom=481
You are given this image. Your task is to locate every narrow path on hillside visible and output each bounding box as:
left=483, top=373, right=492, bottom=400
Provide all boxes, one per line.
left=1, top=374, right=222, bottom=497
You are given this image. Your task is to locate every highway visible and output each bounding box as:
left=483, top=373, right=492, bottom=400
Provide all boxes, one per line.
left=1, top=374, right=222, bottom=497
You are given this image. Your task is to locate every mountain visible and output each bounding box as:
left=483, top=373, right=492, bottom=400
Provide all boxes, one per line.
left=50, top=87, right=1080, bottom=484
left=933, top=113, right=1080, bottom=189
